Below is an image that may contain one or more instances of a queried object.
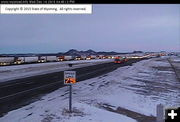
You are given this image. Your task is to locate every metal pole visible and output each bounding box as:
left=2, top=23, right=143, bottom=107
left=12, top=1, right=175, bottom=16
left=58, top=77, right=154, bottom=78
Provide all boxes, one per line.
left=69, top=85, right=72, bottom=112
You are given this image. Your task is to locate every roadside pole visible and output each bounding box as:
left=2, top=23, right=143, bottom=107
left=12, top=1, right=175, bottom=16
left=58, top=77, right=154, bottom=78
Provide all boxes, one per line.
left=156, top=104, right=164, bottom=122
left=69, top=84, right=72, bottom=112
left=64, top=69, right=76, bottom=113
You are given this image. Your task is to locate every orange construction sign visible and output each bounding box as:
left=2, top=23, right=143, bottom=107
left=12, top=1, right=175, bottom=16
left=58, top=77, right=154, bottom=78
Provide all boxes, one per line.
left=65, top=78, right=76, bottom=84
left=64, top=71, right=76, bottom=84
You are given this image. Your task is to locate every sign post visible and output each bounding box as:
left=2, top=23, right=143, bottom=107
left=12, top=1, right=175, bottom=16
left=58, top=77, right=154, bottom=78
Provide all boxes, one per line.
left=64, top=71, right=76, bottom=112
left=69, top=84, right=72, bottom=112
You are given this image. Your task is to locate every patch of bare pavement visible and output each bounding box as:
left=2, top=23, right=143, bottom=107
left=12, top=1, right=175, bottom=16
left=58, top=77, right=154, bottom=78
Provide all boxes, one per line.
left=97, top=103, right=156, bottom=122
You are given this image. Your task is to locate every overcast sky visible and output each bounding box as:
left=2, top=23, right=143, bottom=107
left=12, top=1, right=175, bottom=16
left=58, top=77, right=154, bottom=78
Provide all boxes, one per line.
left=0, top=4, right=180, bottom=54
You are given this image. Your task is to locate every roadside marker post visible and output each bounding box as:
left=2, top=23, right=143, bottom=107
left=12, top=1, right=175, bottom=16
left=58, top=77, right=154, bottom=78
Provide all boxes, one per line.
left=64, top=71, right=76, bottom=112
left=156, top=104, right=164, bottom=122
left=69, top=84, right=72, bottom=112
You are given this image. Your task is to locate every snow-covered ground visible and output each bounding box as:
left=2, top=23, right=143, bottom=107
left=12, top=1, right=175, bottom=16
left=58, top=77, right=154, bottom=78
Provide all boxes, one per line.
left=0, top=59, right=113, bottom=82
left=0, top=56, right=180, bottom=122
left=171, top=56, right=180, bottom=62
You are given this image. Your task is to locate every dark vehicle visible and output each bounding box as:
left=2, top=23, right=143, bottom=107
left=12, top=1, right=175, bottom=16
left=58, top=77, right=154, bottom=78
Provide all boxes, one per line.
left=114, top=57, right=128, bottom=64
left=114, top=58, right=122, bottom=63
left=122, top=57, right=128, bottom=62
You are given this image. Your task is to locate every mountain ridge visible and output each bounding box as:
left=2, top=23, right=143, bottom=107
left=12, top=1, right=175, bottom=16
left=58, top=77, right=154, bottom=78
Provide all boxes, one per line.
left=0, top=49, right=143, bottom=57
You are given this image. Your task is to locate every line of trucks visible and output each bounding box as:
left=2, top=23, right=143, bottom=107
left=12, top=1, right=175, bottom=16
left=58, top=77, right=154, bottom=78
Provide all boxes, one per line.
left=0, top=55, right=112, bottom=66
left=0, top=53, right=165, bottom=66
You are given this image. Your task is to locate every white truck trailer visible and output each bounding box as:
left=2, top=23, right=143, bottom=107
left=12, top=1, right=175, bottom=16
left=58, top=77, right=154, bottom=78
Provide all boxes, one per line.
left=64, top=56, right=73, bottom=61
left=46, top=56, right=57, bottom=62
left=24, top=56, right=39, bottom=63
left=0, top=57, right=15, bottom=65
left=81, top=56, right=87, bottom=60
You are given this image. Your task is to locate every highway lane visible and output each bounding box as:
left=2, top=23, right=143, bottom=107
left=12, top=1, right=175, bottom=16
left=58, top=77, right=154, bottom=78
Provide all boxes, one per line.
left=0, top=62, right=115, bottom=98
left=0, top=58, right=147, bottom=116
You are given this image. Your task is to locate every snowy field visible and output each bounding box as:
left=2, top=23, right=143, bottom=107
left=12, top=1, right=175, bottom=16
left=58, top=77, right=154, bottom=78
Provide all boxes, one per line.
left=0, top=59, right=113, bottom=82
left=0, top=56, right=180, bottom=122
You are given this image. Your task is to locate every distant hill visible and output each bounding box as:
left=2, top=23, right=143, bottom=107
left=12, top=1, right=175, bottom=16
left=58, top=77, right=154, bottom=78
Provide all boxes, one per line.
left=96, top=51, right=127, bottom=55
left=64, top=49, right=122, bottom=56
left=0, top=49, right=143, bottom=57
left=64, top=49, right=97, bottom=56
left=132, top=51, right=143, bottom=53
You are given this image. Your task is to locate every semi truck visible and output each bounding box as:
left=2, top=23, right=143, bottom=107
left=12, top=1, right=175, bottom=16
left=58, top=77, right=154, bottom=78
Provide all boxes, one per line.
left=57, top=56, right=73, bottom=61
left=0, top=57, right=15, bottom=65
left=24, top=56, right=39, bottom=63
left=46, top=56, right=57, bottom=62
